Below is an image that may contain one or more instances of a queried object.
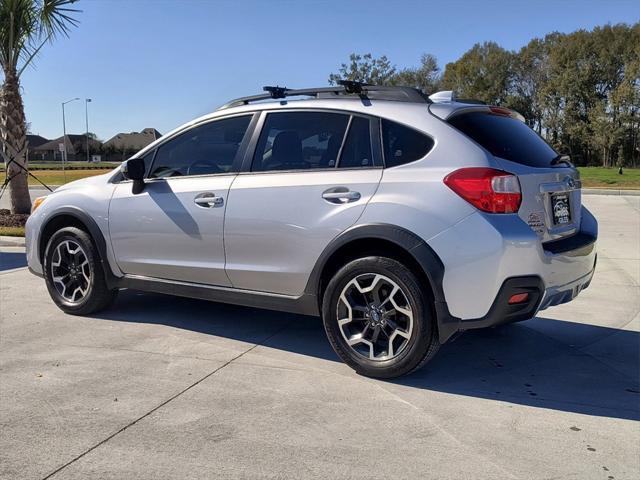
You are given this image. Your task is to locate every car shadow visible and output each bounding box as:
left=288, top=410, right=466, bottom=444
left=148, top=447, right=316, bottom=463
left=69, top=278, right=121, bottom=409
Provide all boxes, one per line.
left=0, top=251, right=27, bottom=271
left=392, top=319, right=640, bottom=421
left=145, top=181, right=201, bottom=239
left=97, top=289, right=639, bottom=421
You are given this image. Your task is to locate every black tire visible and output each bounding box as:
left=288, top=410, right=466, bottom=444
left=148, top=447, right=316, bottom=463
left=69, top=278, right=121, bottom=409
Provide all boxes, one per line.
left=322, top=256, right=440, bottom=378
left=43, top=227, right=118, bottom=315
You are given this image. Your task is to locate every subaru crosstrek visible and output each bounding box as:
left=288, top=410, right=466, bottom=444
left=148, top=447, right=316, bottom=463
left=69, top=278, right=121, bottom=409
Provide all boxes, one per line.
left=26, top=83, right=597, bottom=378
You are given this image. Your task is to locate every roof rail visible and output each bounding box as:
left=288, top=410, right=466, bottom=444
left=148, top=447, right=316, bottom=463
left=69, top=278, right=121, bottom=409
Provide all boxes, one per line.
left=217, top=82, right=431, bottom=110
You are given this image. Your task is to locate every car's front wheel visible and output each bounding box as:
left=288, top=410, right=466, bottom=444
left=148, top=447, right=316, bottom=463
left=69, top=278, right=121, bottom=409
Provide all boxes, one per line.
left=43, top=227, right=117, bottom=315
left=322, top=256, right=440, bottom=378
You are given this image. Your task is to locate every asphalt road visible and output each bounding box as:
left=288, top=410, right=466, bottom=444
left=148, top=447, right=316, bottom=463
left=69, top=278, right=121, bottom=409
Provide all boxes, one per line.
left=1, top=195, right=638, bottom=480
left=0, top=187, right=53, bottom=211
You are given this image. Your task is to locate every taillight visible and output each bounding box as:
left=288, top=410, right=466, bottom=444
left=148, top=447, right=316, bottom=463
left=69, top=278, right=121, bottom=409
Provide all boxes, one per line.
left=444, top=168, right=521, bottom=213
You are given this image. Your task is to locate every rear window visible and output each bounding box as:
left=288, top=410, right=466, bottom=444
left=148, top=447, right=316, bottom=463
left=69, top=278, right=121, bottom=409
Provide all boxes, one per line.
left=448, top=112, right=557, bottom=168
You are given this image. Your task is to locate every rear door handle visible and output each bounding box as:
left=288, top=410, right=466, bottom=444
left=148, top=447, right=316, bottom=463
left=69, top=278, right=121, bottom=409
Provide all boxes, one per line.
left=194, top=192, right=224, bottom=208
left=322, top=188, right=361, bottom=204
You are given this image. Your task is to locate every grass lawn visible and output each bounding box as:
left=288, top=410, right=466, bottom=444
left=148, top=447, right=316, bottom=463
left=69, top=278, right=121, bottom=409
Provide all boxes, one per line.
left=578, top=167, right=640, bottom=189
left=0, top=226, right=25, bottom=237
left=0, top=168, right=113, bottom=186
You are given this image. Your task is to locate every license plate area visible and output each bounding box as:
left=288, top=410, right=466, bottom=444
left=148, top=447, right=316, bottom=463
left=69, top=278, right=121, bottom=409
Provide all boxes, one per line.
left=551, top=193, right=571, bottom=225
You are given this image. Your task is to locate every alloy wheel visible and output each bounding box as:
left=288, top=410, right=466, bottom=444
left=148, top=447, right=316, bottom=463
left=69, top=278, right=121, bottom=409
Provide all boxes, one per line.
left=337, top=273, right=414, bottom=361
left=50, top=240, right=92, bottom=303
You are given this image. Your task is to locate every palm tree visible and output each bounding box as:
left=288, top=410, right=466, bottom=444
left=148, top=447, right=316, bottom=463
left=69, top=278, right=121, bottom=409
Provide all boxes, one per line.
left=0, top=0, right=79, bottom=214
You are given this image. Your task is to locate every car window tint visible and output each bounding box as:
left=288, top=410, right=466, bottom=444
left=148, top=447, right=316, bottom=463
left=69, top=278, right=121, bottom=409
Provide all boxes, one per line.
left=149, top=115, right=251, bottom=178
left=448, top=112, right=557, bottom=167
left=381, top=119, right=434, bottom=167
left=252, top=112, right=349, bottom=172
left=338, top=116, right=373, bottom=168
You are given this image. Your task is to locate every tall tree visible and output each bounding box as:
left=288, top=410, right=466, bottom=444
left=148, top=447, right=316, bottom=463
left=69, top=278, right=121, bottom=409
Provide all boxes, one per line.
left=0, top=0, right=80, bottom=214
left=390, top=53, right=441, bottom=93
left=506, top=37, right=552, bottom=133
left=328, top=53, right=396, bottom=85
left=328, top=24, right=639, bottom=167
left=441, top=41, right=513, bottom=104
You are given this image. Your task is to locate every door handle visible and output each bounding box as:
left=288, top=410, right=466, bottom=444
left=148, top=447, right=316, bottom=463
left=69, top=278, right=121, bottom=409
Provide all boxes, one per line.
left=194, top=193, right=224, bottom=207
left=322, top=188, right=361, bottom=204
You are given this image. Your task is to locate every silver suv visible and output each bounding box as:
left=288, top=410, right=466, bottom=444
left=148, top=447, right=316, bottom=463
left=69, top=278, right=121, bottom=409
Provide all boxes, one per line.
left=26, top=83, right=598, bottom=378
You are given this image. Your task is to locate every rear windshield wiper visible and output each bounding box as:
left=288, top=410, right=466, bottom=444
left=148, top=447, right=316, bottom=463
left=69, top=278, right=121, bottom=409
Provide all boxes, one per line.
left=550, top=154, right=573, bottom=168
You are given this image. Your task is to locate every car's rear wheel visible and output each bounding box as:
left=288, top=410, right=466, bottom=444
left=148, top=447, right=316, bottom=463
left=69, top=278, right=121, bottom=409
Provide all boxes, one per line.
left=44, top=227, right=117, bottom=315
left=322, top=256, right=439, bottom=378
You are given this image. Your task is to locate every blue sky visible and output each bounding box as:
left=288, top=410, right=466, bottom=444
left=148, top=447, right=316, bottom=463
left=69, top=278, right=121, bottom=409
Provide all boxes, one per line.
left=20, top=0, right=639, bottom=141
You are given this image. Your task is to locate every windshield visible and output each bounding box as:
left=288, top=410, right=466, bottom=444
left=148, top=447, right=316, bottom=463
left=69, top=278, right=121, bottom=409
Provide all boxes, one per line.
left=448, top=111, right=558, bottom=168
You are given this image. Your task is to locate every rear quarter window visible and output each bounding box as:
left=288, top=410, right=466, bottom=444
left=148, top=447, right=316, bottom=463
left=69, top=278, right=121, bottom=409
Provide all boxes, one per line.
left=448, top=112, right=557, bottom=168
left=381, top=119, right=434, bottom=168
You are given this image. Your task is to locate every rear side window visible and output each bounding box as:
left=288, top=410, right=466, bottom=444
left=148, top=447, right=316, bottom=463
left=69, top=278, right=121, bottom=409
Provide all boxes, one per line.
left=338, top=116, right=373, bottom=168
left=448, top=112, right=557, bottom=167
left=381, top=119, right=434, bottom=168
left=252, top=112, right=349, bottom=171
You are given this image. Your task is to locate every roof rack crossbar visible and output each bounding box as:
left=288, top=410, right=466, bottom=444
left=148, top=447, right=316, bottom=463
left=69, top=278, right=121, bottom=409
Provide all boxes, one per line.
left=337, top=80, right=367, bottom=94
left=218, top=83, right=431, bottom=110
left=263, top=85, right=287, bottom=99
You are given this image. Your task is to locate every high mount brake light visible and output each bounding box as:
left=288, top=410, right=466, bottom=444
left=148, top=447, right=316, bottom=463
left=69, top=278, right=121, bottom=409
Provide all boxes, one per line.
left=444, top=168, right=521, bottom=214
left=489, top=106, right=512, bottom=116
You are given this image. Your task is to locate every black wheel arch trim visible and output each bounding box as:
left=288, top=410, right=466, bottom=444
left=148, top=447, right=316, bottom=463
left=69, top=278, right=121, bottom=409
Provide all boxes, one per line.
left=303, top=223, right=461, bottom=343
left=39, top=207, right=120, bottom=288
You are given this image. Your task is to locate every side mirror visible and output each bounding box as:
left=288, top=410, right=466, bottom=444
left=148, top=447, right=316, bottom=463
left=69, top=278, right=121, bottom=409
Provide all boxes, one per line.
left=120, top=158, right=145, bottom=194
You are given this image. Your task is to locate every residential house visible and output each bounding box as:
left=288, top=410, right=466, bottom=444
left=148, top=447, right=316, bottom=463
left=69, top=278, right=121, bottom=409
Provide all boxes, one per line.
left=26, top=134, right=49, bottom=161
left=102, top=128, right=161, bottom=161
left=32, top=134, right=102, bottom=162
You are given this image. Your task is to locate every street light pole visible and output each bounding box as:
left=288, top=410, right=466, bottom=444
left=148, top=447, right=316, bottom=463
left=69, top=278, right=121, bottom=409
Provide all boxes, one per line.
left=61, top=97, right=80, bottom=181
left=85, top=98, right=92, bottom=162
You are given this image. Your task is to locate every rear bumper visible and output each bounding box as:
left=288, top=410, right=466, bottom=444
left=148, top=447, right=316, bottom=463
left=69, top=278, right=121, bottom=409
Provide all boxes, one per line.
left=454, top=265, right=595, bottom=334
left=538, top=259, right=595, bottom=310
left=429, top=206, right=597, bottom=341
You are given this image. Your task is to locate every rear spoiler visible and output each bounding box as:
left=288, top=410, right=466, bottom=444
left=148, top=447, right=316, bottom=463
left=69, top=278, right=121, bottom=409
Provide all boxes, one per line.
left=430, top=102, right=526, bottom=123
left=428, top=90, right=525, bottom=122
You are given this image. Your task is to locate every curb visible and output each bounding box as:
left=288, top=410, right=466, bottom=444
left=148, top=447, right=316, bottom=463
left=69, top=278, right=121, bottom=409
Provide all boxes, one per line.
left=582, top=188, right=640, bottom=196
left=0, top=236, right=25, bottom=247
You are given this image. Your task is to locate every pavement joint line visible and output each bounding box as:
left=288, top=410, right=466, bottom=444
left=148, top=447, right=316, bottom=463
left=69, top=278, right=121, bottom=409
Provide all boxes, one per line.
left=40, top=319, right=295, bottom=480
left=0, top=268, right=28, bottom=276
left=1, top=338, right=232, bottom=364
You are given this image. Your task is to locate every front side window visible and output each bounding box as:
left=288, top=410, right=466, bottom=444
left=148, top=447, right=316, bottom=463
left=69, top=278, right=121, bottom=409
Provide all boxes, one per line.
left=149, top=115, right=251, bottom=178
left=140, top=150, right=156, bottom=176
left=252, top=112, right=349, bottom=172
left=381, top=119, right=434, bottom=168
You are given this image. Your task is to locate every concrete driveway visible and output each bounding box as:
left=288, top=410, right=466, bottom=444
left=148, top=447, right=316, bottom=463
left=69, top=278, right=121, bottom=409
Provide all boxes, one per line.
left=1, top=195, right=638, bottom=480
